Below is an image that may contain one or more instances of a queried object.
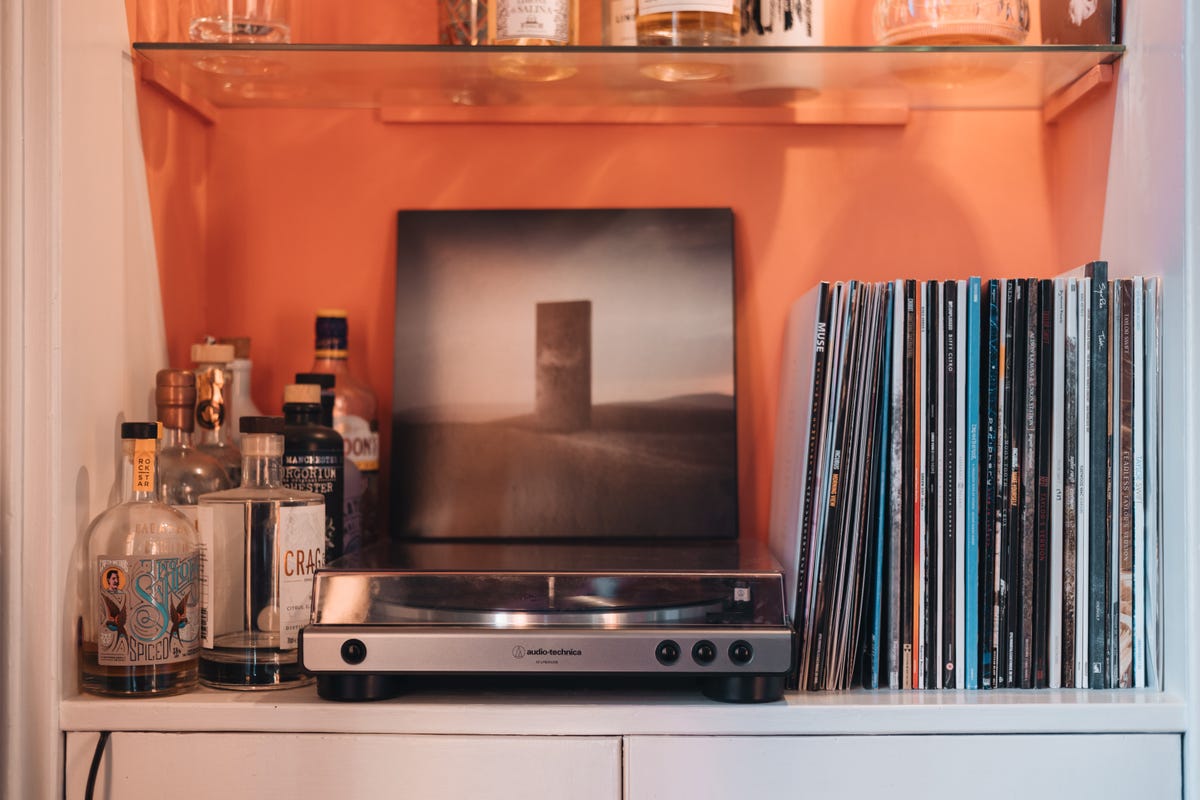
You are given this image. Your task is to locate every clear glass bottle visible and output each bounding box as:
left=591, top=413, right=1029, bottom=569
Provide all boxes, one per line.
left=80, top=422, right=202, bottom=697
left=486, top=0, right=580, bottom=81
left=192, top=342, right=243, bottom=486
left=309, top=310, right=380, bottom=545
left=282, top=383, right=346, bottom=561
left=297, top=371, right=365, bottom=555
left=219, top=336, right=264, bottom=448
left=197, top=416, right=325, bottom=690
left=156, top=369, right=233, bottom=525
left=873, top=0, right=1029, bottom=45
left=636, top=0, right=741, bottom=47
left=488, top=0, right=578, bottom=45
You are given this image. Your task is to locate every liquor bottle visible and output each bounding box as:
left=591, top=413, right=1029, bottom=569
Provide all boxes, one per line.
left=197, top=416, right=325, bottom=690
left=156, top=369, right=233, bottom=524
left=80, top=422, right=202, bottom=696
left=219, top=336, right=263, bottom=448
left=298, top=371, right=365, bottom=554
left=282, top=383, right=346, bottom=560
left=487, top=0, right=580, bottom=81
left=488, top=0, right=579, bottom=45
left=309, top=310, right=380, bottom=544
left=192, top=342, right=243, bottom=486
left=636, top=0, right=740, bottom=46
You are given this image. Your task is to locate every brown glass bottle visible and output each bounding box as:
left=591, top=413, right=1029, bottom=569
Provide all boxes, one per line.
left=309, top=310, right=380, bottom=544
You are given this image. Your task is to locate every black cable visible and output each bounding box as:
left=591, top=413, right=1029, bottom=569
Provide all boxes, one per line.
left=84, top=731, right=111, bottom=800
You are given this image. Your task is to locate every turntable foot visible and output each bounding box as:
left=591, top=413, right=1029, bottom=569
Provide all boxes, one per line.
left=700, top=675, right=785, bottom=703
left=317, top=673, right=404, bottom=702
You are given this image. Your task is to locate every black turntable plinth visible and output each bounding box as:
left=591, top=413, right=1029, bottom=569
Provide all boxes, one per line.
left=298, top=540, right=794, bottom=703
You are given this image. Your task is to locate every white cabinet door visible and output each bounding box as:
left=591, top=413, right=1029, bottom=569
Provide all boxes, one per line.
left=626, top=734, right=1181, bottom=799
left=66, top=732, right=621, bottom=800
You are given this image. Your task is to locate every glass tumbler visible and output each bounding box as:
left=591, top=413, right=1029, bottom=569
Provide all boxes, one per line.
left=189, top=0, right=292, bottom=43
left=873, top=0, right=1029, bottom=45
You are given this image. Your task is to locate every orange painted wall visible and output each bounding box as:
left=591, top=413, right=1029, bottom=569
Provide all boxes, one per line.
left=128, top=0, right=1111, bottom=544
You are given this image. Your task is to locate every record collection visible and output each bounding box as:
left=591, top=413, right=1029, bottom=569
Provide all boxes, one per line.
left=770, top=262, right=1163, bottom=691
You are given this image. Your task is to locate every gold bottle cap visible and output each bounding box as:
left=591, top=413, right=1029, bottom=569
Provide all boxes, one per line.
left=191, top=342, right=235, bottom=364
left=283, top=383, right=321, bottom=405
left=315, top=308, right=348, bottom=319
left=156, top=369, right=197, bottom=432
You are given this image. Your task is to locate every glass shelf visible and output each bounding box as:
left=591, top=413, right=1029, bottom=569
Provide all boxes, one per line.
left=133, top=43, right=1123, bottom=124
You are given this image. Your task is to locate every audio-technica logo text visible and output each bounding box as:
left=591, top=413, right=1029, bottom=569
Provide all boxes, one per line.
left=512, top=645, right=582, bottom=659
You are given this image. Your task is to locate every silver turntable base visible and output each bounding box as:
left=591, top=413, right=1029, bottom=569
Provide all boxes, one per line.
left=299, top=540, right=793, bottom=703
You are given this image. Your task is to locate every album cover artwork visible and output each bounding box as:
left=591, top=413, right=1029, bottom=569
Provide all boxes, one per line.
left=391, top=208, right=737, bottom=540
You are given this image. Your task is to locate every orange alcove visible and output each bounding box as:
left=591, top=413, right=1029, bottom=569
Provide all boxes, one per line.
left=126, top=0, right=1114, bottom=543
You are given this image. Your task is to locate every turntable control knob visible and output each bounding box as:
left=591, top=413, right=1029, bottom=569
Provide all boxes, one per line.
left=729, top=640, right=753, bottom=666
left=656, top=640, right=681, bottom=665
left=692, top=640, right=717, bottom=665
left=340, top=639, right=368, bottom=665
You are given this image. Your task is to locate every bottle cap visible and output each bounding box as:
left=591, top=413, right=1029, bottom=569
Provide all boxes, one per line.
left=315, top=312, right=349, bottom=357
left=121, top=422, right=160, bottom=440
left=296, top=372, right=335, bottom=389
left=282, top=383, right=321, bottom=406
left=155, top=369, right=197, bottom=432
left=239, top=416, right=285, bottom=435
left=218, top=336, right=252, bottom=360
left=191, top=342, right=235, bottom=365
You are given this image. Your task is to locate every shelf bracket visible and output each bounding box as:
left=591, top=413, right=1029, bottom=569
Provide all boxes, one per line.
left=1043, top=63, right=1114, bottom=124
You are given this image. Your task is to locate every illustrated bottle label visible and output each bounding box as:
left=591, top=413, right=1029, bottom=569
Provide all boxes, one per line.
left=639, top=0, right=734, bottom=14
left=335, top=413, right=380, bottom=473
left=195, top=367, right=231, bottom=433
left=284, top=451, right=344, bottom=559
left=96, top=554, right=200, bottom=666
left=496, top=0, right=570, bottom=42
left=278, top=505, right=325, bottom=650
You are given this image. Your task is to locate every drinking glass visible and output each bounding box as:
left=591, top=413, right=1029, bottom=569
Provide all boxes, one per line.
left=189, top=0, right=292, bottom=43
left=874, top=0, right=1029, bottom=45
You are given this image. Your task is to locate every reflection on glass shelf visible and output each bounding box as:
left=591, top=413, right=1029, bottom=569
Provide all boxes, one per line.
left=132, top=43, right=1124, bottom=124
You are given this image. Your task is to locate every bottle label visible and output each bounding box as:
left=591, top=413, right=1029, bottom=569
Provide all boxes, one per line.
left=336, top=413, right=380, bottom=472
left=133, top=439, right=156, bottom=493
left=638, top=0, right=734, bottom=15
left=496, top=0, right=570, bottom=42
left=278, top=505, right=325, bottom=650
left=195, top=367, right=231, bottom=433
left=284, top=452, right=344, bottom=559
left=606, top=0, right=638, bottom=44
left=95, top=554, right=200, bottom=666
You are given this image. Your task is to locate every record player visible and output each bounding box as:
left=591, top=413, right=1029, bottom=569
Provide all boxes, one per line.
left=299, top=209, right=791, bottom=703
left=299, top=540, right=794, bottom=703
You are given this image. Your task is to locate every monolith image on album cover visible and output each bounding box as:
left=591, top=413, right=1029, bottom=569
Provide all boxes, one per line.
left=391, top=208, right=737, bottom=540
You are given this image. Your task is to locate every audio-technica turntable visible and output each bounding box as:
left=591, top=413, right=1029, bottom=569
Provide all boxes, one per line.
left=299, top=540, right=793, bottom=703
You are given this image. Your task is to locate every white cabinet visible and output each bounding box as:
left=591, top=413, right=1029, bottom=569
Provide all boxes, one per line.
left=626, top=734, right=1181, bottom=799
left=65, top=732, right=621, bottom=800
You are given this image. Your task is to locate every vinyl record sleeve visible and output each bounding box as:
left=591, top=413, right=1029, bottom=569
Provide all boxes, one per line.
left=1086, top=263, right=1110, bottom=688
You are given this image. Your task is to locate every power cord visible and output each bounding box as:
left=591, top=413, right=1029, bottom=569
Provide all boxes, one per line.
left=84, top=731, right=111, bottom=800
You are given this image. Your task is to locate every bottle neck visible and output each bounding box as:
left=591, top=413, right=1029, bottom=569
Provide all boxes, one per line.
left=283, top=403, right=324, bottom=426
left=195, top=363, right=234, bottom=445
left=160, top=425, right=194, bottom=449
left=239, top=433, right=283, bottom=488
left=121, top=439, right=159, bottom=503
